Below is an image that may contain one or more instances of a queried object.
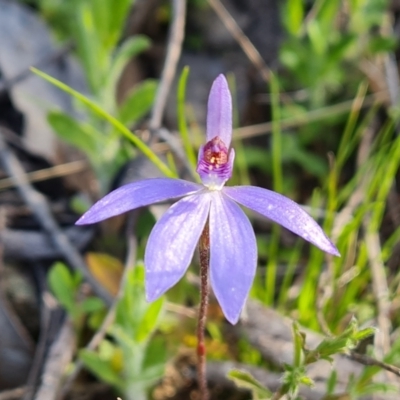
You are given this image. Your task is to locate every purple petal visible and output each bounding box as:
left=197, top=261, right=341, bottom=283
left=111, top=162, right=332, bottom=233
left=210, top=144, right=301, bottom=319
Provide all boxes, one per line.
left=209, top=192, right=257, bottom=324
left=224, top=186, right=340, bottom=256
left=145, top=193, right=211, bottom=301
left=76, top=178, right=202, bottom=225
left=207, top=75, right=232, bottom=147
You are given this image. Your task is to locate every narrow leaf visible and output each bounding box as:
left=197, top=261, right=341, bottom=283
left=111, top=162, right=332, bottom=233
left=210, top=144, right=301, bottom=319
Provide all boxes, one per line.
left=48, top=262, right=79, bottom=312
left=47, top=111, right=98, bottom=157
left=177, top=66, right=197, bottom=169
left=107, top=35, right=151, bottom=98
left=79, top=349, right=125, bottom=389
left=31, top=67, right=175, bottom=178
left=228, top=369, right=272, bottom=399
left=119, top=79, right=157, bottom=126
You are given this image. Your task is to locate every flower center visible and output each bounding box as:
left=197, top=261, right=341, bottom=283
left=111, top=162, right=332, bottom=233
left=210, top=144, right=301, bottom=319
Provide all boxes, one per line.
left=202, top=137, right=228, bottom=170
left=196, top=136, right=233, bottom=190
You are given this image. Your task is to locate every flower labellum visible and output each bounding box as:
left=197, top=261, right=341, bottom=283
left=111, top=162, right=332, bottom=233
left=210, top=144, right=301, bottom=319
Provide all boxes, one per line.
left=76, top=74, right=340, bottom=324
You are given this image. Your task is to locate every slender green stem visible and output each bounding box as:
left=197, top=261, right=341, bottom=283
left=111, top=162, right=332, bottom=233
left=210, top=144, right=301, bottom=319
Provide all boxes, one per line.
left=177, top=66, right=198, bottom=170
left=270, top=72, right=283, bottom=193
left=265, top=72, right=282, bottom=305
left=197, top=222, right=210, bottom=400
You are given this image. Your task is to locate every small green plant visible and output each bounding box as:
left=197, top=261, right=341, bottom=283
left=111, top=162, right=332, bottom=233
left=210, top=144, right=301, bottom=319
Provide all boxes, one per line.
left=79, top=265, right=165, bottom=400
left=48, top=262, right=104, bottom=329
left=48, top=262, right=166, bottom=400
left=270, top=0, right=396, bottom=186
left=33, top=0, right=159, bottom=190
left=228, top=319, right=385, bottom=399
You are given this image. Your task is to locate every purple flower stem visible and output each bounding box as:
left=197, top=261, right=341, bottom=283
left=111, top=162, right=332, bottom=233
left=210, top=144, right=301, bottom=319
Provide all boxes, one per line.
left=197, top=221, right=210, bottom=400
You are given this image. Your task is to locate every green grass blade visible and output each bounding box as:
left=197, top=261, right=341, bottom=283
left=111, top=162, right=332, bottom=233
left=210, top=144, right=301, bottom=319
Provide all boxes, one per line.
left=263, top=73, right=284, bottom=306
left=177, top=66, right=197, bottom=171
left=31, top=67, right=176, bottom=178
left=119, top=79, right=158, bottom=127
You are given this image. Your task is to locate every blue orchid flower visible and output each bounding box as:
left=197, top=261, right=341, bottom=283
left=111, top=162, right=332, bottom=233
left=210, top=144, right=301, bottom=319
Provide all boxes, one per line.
left=77, top=74, right=339, bottom=324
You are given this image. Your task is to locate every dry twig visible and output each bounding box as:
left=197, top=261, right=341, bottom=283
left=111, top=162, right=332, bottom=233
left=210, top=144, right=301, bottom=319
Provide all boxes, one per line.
left=0, top=160, right=87, bottom=190
left=348, top=352, right=400, bottom=378
left=33, top=319, right=75, bottom=400
left=358, top=117, right=394, bottom=389
left=207, top=0, right=270, bottom=83
left=0, top=129, right=112, bottom=305
left=364, top=228, right=391, bottom=356
left=0, top=387, right=26, bottom=400
left=22, top=289, right=55, bottom=400
left=58, top=213, right=139, bottom=399
left=149, top=91, right=386, bottom=155
left=145, top=0, right=197, bottom=179
left=149, top=0, right=186, bottom=130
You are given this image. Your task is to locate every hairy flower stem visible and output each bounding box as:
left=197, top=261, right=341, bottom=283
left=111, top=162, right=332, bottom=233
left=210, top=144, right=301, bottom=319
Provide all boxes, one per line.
left=197, top=222, right=210, bottom=400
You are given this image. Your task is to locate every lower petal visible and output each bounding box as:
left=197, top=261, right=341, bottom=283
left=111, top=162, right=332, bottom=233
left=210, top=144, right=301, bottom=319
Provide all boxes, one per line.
left=209, top=192, right=257, bottom=324
left=145, top=193, right=211, bottom=301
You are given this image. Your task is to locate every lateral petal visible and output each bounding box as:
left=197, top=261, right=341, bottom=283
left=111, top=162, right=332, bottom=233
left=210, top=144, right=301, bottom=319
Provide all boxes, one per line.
left=207, top=75, right=232, bottom=147
left=145, top=193, right=211, bottom=301
left=224, top=186, right=340, bottom=256
left=209, top=192, right=257, bottom=324
left=76, top=178, right=202, bottom=225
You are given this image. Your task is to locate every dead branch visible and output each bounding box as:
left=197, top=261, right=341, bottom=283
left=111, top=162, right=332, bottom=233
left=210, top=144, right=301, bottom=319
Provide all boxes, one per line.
left=0, top=129, right=112, bottom=305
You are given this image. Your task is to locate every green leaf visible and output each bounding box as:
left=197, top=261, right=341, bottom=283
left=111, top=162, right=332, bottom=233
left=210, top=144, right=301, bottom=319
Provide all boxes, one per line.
left=227, top=369, right=272, bottom=399
left=79, top=349, right=125, bottom=389
left=139, top=363, right=166, bottom=384
left=74, top=1, right=106, bottom=93
left=368, top=36, right=398, bottom=55
left=307, top=19, right=326, bottom=55
left=353, top=327, right=377, bottom=342
left=282, top=364, right=312, bottom=398
left=31, top=67, right=175, bottom=178
left=292, top=150, right=328, bottom=177
left=143, top=337, right=167, bottom=370
left=317, top=0, right=341, bottom=29
left=136, top=297, right=164, bottom=342
left=106, top=36, right=151, bottom=100
left=357, top=382, right=398, bottom=396
left=115, top=265, right=164, bottom=343
left=306, top=318, right=376, bottom=364
left=92, top=0, right=133, bottom=50
left=48, top=262, right=79, bottom=312
left=73, top=0, right=135, bottom=94
left=80, top=297, right=105, bottom=313
left=109, top=324, right=138, bottom=351
left=299, top=375, right=314, bottom=387
left=177, top=66, right=198, bottom=170
left=326, top=369, right=338, bottom=395
left=283, top=0, right=304, bottom=36
left=47, top=110, right=98, bottom=157
left=292, top=322, right=306, bottom=367
left=114, top=266, right=151, bottom=332
left=118, top=79, right=158, bottom=126
left=327, top=35, right=356, bottom=64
